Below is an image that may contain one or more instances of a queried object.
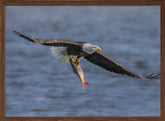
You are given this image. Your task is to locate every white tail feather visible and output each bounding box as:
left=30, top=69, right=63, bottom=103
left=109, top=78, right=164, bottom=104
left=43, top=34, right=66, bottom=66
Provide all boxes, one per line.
left=50, top=47, right=69, bottom=63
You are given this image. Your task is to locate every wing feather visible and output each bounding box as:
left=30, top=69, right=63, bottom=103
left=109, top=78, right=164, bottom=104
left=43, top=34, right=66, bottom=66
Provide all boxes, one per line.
left=13, top=31, right=81, bottom=47
left=84, top=51, right=142, bottom=78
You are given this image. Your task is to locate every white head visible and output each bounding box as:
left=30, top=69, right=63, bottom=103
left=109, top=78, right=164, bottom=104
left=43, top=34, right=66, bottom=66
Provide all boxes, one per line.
left=82, top=43, right=101, bottom=54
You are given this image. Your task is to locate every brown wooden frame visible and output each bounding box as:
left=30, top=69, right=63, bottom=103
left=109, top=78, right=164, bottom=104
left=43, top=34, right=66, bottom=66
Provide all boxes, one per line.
left=0, top=0, right=164, bottom=121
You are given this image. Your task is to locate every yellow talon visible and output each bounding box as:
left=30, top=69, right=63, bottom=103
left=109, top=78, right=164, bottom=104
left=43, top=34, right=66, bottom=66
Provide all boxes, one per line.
left=69, top=55, right=80, bottom=65
left=76, top=58, right=80, bottom=66
left=69, top=55, right=73, bottom=62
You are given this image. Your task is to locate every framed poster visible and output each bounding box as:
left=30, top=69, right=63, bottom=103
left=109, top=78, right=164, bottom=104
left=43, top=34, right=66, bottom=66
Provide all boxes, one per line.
left=0, top=0, right=164, bottom=121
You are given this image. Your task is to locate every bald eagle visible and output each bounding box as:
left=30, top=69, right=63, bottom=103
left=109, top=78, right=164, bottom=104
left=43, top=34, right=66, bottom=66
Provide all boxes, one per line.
left=13, top=31, right=160, bottom=88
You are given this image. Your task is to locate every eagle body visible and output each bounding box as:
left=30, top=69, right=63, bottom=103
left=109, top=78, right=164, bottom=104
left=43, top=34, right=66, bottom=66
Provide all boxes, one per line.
left=13, top=31, right=160, bottom=88
left=50, top=42, right=98, bottom=63
left=66, top=43, right=88, bottom=57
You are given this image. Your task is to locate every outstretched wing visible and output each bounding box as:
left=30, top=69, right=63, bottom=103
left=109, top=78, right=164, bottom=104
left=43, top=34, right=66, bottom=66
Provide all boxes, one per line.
left=84, top=51, right=143, bottom=78
left=13, top=31, right=81, bottom=47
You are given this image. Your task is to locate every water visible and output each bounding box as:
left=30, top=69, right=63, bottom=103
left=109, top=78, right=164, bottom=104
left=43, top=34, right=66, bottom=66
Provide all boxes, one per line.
left=5, top=6, right=160, bottom=116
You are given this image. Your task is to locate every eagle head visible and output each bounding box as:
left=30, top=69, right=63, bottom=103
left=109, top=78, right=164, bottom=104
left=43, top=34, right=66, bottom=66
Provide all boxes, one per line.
left=82, top=43, right=101, bottom=54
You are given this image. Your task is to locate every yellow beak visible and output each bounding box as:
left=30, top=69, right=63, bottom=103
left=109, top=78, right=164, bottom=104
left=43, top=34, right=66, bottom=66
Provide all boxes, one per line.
left=96, top=47, right=101, bottom=52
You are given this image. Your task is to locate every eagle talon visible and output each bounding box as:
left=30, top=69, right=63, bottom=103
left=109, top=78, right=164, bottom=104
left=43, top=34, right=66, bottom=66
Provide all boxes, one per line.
left=76, top=58, right=80, bottom=66
left=69, top=55, right=73, bottom=62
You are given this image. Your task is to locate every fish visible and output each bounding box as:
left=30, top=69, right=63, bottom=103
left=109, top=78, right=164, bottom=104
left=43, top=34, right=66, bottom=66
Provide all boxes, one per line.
left=70, top=58, right=89, bottom=88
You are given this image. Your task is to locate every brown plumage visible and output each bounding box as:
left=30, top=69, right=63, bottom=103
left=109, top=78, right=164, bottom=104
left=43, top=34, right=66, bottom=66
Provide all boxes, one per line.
left=13, top=30, right=82, bottom=47
left=84, top=51, right=142, bottom=78
left=13, top=30, right=85, bottom=56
